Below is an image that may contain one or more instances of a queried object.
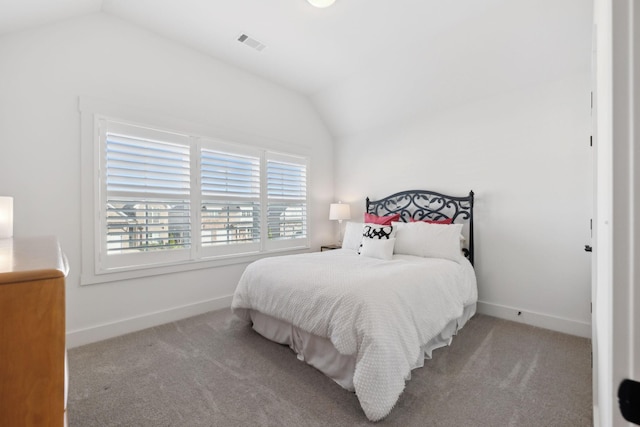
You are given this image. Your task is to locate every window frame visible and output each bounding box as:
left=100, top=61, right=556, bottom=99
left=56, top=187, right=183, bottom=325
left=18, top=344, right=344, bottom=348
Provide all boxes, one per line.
left=98, top=119, right=195, bottom=270
left=80, top=101, right=311, bottom=285
left=198, top=138, right=263, bottom=258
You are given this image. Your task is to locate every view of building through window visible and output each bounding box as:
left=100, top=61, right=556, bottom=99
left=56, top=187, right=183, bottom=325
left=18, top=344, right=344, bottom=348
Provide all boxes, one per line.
left=106, top=201, right=191, bottom=254
left=106, top=201, right=305, bottom=253
left=201, top=203, right=259, bottom=247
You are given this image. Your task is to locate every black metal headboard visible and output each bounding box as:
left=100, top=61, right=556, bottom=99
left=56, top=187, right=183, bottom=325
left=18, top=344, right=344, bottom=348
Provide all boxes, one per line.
left=366, top=189, right=475, bottom=265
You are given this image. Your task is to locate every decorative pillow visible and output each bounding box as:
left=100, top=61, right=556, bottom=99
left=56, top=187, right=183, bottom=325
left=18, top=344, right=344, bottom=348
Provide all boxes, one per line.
left=393, top=221, right=464, bottom=262
left=342, top=221, right=364, bottom=251
left=410, top=217, right=453, bottom=225
left=359, top=237, right=396, bottom=260
left=364, top=212, right=401, bottom=225
left=358, top=224, right=395, bottom=254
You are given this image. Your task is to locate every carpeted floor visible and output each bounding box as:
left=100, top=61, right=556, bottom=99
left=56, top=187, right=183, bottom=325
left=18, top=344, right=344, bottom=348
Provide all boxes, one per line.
left=67, top=311, right=592, bottom=426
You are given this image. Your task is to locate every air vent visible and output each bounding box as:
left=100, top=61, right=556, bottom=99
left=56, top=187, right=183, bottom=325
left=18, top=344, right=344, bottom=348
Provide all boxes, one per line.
left=237, top=33, right=266, bottom=52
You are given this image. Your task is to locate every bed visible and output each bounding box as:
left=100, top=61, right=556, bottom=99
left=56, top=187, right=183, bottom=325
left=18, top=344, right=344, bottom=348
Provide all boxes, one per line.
left=231, top=189, right=477, bottom=421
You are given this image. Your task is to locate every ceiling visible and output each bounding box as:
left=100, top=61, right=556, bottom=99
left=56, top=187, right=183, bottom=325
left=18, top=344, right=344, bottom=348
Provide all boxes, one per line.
left=0, top=0, right=593, bottom=137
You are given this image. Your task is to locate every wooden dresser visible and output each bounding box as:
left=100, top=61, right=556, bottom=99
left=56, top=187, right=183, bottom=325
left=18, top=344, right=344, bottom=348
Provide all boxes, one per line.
left=0, top=236, right=68, bottom=427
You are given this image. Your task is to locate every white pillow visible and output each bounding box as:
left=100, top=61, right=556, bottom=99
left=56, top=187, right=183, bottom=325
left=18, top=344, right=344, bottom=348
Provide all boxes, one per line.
left=359, top=237, right=396, bottom=260
left=342, top=221, right=364, bottom=250
left=393, top=221, right=464, bottom=262
left=358, top=223, right=396, bottom=254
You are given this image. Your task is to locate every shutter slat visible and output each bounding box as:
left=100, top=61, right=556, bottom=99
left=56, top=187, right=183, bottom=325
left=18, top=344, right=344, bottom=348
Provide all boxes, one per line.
left=267, top=159, right=307, bottom=202
left=201, top=148, right=261, bottom=201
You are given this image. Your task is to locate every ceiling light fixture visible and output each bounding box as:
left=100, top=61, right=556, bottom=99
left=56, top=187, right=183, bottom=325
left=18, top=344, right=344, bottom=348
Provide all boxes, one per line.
left=307, top=0, right=336, bottom=8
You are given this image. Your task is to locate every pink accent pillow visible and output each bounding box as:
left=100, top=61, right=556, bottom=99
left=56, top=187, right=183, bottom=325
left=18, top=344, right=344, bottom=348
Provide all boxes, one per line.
left=364, top=212, right=401, bottom=225
left=410, top=217, right=453, bottom=225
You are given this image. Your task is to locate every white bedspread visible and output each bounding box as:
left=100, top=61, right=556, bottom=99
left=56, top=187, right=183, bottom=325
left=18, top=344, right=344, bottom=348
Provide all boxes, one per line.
left=231, top=249, right=477, bottom=421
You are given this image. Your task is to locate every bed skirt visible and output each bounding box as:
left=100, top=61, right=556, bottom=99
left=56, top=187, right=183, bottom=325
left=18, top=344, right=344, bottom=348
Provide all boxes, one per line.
left=248, top=303, right=477, bottom=391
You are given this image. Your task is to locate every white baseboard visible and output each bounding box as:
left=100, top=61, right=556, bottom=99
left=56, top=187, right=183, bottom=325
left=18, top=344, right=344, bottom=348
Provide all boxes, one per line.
left=66, top=295, right=234, bottom=348
left=476, top=301, right=591, bottom=338
left=66, top=297, right=591, bottom=348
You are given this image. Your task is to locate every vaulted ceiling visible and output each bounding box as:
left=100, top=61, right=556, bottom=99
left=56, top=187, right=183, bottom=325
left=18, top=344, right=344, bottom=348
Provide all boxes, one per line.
left=0, top=0, right=593, bottom=136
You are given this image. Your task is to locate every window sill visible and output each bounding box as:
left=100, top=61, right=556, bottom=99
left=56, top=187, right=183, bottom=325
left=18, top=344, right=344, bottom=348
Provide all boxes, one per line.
left=80, top=246, right=310, bottom=286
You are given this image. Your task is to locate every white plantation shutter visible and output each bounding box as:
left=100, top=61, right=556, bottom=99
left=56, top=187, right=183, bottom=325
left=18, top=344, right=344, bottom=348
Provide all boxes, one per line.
left=100, top=120, right=192, bottom=269
left=200, top=146, right=261, bottom=256
left=266, top=153, right=308, bottom=250
left=92, top=117, right=310, bottom=275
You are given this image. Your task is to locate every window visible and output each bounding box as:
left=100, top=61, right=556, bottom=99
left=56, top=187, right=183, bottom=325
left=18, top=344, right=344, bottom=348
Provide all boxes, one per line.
left=95, top=117, right=309, bottom=274
left=101, top=122, right=193, bottom=270
left=266, top=153, right=308, bottom=250
left=199, top=145, right=261, bottom=257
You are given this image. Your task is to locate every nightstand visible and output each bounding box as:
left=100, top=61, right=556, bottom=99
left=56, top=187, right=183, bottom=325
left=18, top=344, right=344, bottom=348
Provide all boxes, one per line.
left=320, top=244, right=341, bottom=252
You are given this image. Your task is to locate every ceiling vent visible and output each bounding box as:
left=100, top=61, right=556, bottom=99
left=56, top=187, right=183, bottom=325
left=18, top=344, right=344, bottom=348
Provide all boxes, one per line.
left=237, top=34, right=266, bottom=52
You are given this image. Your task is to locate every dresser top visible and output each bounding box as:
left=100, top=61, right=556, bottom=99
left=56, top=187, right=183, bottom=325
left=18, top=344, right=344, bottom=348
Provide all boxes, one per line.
left=0, top=236, right=67, bottom=284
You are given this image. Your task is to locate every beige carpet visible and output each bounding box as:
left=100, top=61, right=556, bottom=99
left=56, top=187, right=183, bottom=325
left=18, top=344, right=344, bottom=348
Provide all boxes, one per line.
left=67, top=311, right=592, bottom=426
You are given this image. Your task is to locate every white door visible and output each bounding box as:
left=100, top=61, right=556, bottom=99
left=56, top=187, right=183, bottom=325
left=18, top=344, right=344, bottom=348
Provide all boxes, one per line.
left=611, top=2, right=640, bottom=426
left=594, top=1, right=640, bottom=426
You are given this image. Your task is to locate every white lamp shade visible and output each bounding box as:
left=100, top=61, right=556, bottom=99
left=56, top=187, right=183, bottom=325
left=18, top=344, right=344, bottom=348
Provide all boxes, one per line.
left=307, top=0, right=335, bottom=8
left=329, top=203, right=351, bottom=221
left=0, top=197, right=13, bottom=238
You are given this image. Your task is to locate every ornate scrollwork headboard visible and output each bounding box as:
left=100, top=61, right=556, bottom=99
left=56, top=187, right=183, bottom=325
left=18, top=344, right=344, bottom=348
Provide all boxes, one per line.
left=366, top=189, right=475, bottom=265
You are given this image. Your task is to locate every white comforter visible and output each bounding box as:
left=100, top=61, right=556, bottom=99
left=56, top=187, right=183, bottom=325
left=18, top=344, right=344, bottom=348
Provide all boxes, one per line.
left=231, top=249, right=477, bottom=421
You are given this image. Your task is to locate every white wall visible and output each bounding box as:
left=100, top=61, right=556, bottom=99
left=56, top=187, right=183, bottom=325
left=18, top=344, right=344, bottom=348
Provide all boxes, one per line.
left=0, top=13, right=334, bottom=347
left=334, top=74, right=592, bottom=337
